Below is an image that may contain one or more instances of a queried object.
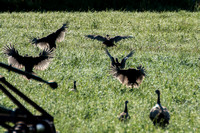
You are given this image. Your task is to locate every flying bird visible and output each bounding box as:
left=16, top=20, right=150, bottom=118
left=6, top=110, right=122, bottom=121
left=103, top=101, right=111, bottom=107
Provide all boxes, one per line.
left=150, top=90, right=170, bottom=127
left=118, top=101, right=130, bottom=121
left=105, top=49, right=134, bottom=69
left=85, top=35, right=133, bottom=47
left=3, top=44, right=54, bottom=79
left=111, top=65, right=145, bottom=88
left=32, top=24, right=68, bottom=50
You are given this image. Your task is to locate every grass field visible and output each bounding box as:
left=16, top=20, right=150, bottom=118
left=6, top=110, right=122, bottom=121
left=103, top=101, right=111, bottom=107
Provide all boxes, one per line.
left=0, top=11, right=200, bottom=132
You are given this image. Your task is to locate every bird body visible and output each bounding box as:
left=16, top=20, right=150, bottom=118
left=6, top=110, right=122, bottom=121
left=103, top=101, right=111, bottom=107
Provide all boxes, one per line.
left=111, top=66, right=145, bottom=88
left=150, top=90, right=170, bottom=127
left=85, top=35, right=133, bottom=47
left=3, top=44, right=53, bottom=79
left=32, top=24, right=67, bottom=50
left=105, top=49, right=134, bottom=69
left=118, top=101, right=130, bottom=121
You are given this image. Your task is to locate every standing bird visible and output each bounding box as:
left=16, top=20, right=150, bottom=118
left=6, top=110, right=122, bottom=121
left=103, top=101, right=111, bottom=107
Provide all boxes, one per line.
left=70, top=81, right=78, bottom=92
left=118, top=101, right=130, bottom=121
left=85, top=35, right=133, bottom=47
left=105, top=49, right=134, bottom=69
left=32, top=24, right=68, bottom=50
left=111, top=65, right=145, bottom=88
left=3, top=44, right=54, bottom=79
left=150, top=90, right=170, bottom=127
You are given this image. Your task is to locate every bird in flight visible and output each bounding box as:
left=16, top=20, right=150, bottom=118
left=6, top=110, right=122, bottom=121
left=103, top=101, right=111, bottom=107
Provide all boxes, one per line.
left=3, top=44, right=54, bottom=79
left=105, top=49, right=134, bottom=69
left=85, top=35, right=133, bottom=47
left=32, top=23, right=68, bottom=50
left=111, top=65, right=146, bottom=88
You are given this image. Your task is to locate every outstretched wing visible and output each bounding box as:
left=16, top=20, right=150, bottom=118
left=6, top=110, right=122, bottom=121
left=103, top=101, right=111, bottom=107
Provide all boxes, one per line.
left=32, top=38, right=50, bottom=50
left=105, top=49, right=115, bottom=67
left=33, top=48, right=54, bottom=70
left=85, top=35, right=107, bottom=42
left=111, top=36, right=133, bottom=43
left=3, top=44, right=24, bottom=68
left=120, top=50, right=134, bottom=69
left=55, top=23, right=68, bottom=42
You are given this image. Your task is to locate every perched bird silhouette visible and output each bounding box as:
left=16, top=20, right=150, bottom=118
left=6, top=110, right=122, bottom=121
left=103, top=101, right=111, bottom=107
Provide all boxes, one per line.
left=105, top=49, right=134, bottom=69
left=85, top=35, right=133, bottom=47
left=118, top=101, right=130, bottom=121
left=70, top=81, right=78, bottom=92
left=3, top=44, right=53, bottom=79
left=32, top=24, right=68, bottom=50
left=150, top=90, right=170, bottom=127
left=111, top=65, right=145, bottom=88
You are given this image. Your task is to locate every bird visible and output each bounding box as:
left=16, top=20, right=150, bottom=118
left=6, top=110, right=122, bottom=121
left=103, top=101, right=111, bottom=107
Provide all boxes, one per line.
left=118, top=101, right=130, bottom=121
left=3, top=44, right=54, bottom=79
left=70, top=81, right=78, bottom=92
left=110, top=65, right=145, bottom=88
left=149, top=90, right=170, bottom=127
left=105, top=49, right=134, bottom=69
left=32, top=24, right=68, bottom=50
left=85, top=35, right=133, bottom=47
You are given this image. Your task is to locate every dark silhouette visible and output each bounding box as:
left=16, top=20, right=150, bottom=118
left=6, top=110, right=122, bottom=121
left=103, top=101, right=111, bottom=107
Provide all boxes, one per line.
left=32, top=24, right=68, bottom=50
left=70, top=81, right=78, bottom=92
left=3, top=44, right=53, bottom=79
left=118, top=101, right=130, bottom=121
left=85, top=35, right=133, bottom=47
left=111, top=65, right=145, bottom=88
left=150, top=90, right=170, bottom=127
left=105, top=49, right=134, bottom=69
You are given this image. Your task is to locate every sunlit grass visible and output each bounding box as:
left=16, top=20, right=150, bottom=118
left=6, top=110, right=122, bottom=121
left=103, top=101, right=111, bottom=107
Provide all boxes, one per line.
left=0, top=11, right=200, bottom=133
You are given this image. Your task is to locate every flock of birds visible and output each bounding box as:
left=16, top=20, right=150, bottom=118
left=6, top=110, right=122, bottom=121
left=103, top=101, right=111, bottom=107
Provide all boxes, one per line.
left=2, top=23, right=170, bottom=128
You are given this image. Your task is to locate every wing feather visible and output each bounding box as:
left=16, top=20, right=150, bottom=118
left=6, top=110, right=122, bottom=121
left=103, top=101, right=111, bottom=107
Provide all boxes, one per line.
left=33, top=48, right=54, bottom=70
left=105, top=49, right=115, bottom=67
left=3, top=44, right=24, bottom=68
left=55, top=24, right=67, bottom=42
left=111, top=36, right=133, bottom=43
left=120, top=50, right=134, bottom=69
left=85, top=35, right=106, bottom=42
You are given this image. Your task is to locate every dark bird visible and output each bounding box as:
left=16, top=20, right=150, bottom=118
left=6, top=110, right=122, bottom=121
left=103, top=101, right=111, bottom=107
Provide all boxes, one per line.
left=32, top=24, right=68, bottom=50
left=85, top=35, right=133, bottom=47
left=70, top=81, right=78, bottom=92
left=150, top=90, right=170, bottom=127
left=111, top=65, right=145, bottom=88
left=118, top=101, right=130, bottom=121
left=3, top=44, right=53, bottom=79
left=105, top=49, right=134, bottom=69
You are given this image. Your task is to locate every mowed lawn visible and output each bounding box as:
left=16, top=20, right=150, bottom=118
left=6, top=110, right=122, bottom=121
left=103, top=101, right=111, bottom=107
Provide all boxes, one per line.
left=0, top=11, right=200, bottom=132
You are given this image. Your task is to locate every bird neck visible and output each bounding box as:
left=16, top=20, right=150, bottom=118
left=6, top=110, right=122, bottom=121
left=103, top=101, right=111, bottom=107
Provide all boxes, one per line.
left=124, top=103, right=128, bottom=113
left=74, top=82, right=76, bottom=90
left=157, top=93, right=163, bottom=111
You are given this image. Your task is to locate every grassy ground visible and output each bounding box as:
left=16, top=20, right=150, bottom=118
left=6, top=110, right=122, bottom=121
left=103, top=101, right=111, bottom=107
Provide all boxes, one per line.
left=0, top=11, right=199, bottom=132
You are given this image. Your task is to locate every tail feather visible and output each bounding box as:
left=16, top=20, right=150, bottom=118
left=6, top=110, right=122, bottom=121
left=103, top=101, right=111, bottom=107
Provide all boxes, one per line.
left=110, top=65, right=120, bottom=77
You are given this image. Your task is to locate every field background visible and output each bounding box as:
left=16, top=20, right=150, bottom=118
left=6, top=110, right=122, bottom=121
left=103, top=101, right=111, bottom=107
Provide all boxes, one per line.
left=0, top=11, right=200, bottom=132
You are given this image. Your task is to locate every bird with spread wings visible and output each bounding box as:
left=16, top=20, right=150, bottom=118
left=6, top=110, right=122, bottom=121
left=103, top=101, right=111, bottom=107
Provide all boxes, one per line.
left=3, top=44, right=54, bottom=79
left=85, top=35, right=133, bottom=47
left=32, top=24, right=68, bottom=50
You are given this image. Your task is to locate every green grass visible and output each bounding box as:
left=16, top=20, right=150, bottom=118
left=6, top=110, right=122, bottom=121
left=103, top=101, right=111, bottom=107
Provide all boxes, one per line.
left=0, top=11, right=200, bottom=133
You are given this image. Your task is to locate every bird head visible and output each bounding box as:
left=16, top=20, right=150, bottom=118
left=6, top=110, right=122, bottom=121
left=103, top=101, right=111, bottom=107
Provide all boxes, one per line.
left=125, top=101, right=129, bottom=104
left=32, top=38, right=37, bottom=44
left=106, top=35, right=110, bottom=39
left=155, top=90, right=160, bottom=95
